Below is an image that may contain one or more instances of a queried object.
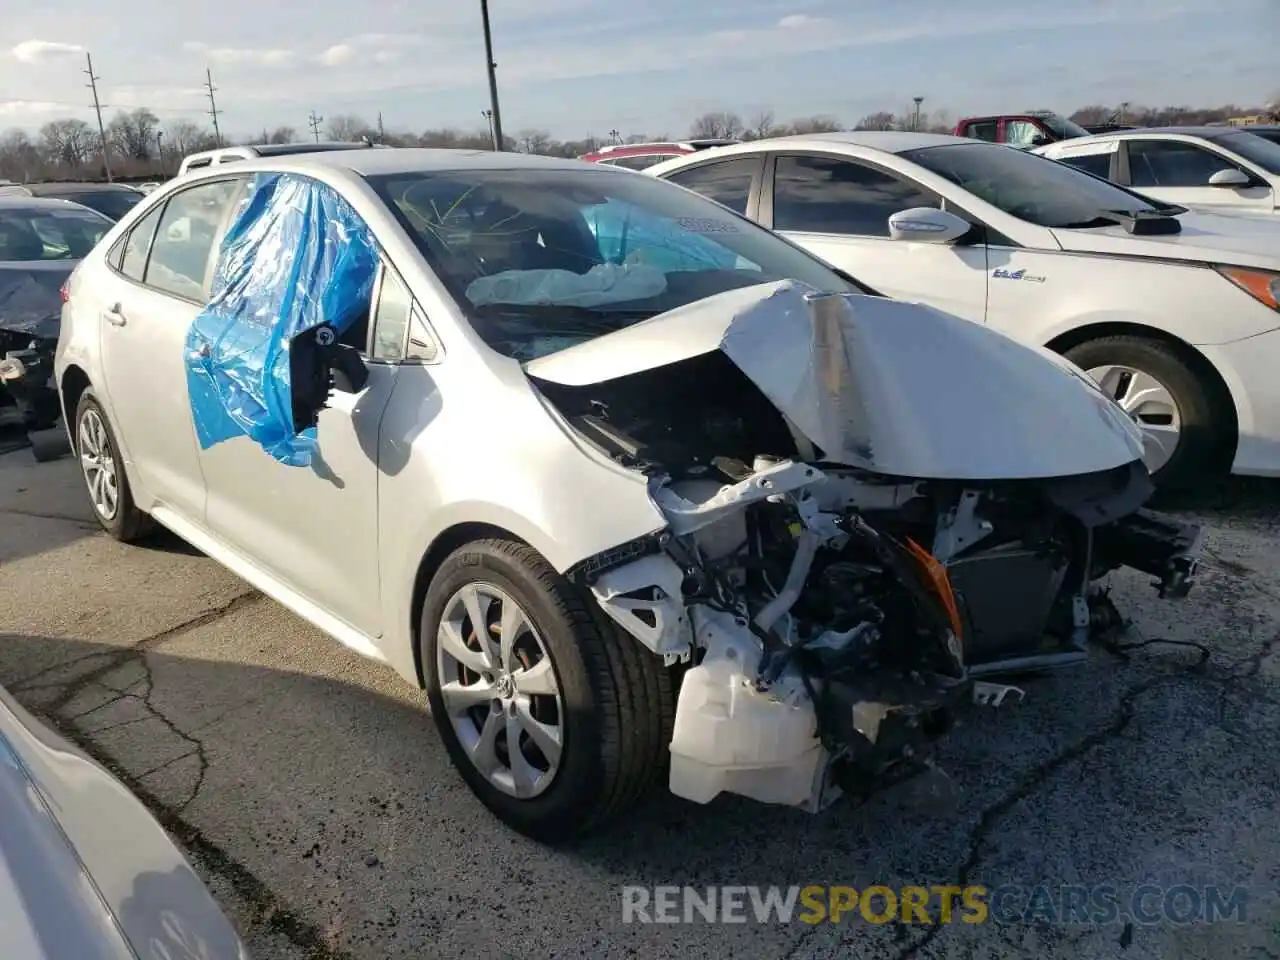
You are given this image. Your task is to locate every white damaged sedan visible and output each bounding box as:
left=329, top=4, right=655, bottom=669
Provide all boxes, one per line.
left=56, top=150, right=1202, bottom=842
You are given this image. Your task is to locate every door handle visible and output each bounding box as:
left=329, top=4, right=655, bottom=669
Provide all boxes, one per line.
left=104, top=304, right=127, bottom=327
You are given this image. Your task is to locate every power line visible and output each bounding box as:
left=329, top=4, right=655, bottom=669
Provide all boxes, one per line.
left=307, top=110, right=323, bottom=142
left=203, top=68, right=222, bottom=146
left=83, top=52, right=113, bottom=182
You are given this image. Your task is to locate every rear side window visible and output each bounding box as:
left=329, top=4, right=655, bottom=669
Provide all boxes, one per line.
left=771, top=155, right=937, bottom=237
left=119, top=205, right=164, bottom=280
left=1058, top=152, right=1113, bottom=179
left=663, top=158, right=757, bottom=214
left=143, top=180, right=240, bottom=300
left=370, top=263, right=413, bottom=362
left=610, top=154, right=677, bottom=170
left=963, top=121, right=998, bottom=142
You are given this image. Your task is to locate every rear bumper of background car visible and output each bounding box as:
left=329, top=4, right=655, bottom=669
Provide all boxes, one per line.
left=1200, top=326, right=1280, bottom=477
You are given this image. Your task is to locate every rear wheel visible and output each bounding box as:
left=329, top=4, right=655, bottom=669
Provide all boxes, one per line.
left=73, top=390, right=151, bottom=541
left=421, top=538, right=674, bottom=844
left=1064, top=335, right=1232, bottom=490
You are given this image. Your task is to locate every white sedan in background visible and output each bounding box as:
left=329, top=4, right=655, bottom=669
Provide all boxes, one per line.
left=1033, top=126, right=1280, bottom=217
left=648, top=133, right=1280, bottom=489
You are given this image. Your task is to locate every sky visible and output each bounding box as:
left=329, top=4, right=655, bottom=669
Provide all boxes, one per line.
left=1, top=0, right=1276, bottom=142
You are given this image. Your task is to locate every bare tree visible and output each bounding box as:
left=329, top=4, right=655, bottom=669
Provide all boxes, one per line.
left=327, top=114, right=372, bottom=142
left=163, top=119, right=215, bottom=155
left=0, top=130, right=44, bottom=181
left=39, top=119, right=94, bottom=169
left=786, top=115, right=842, bottom=135
left=746, top=109, right=777, bottom=140
left=853, top=111, right=895, bottom=131
left=107, top=107, right=160, bottom=161
left=264, top=125, right=297, bottom=144
left=689, top=111, right=743, bottom=139
left=517, top=129, right=553, bottom=154
left=927, top=108, right=953, bottom=133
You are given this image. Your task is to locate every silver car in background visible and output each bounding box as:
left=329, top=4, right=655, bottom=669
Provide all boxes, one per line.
left=0, top=684, right=249, bottom=958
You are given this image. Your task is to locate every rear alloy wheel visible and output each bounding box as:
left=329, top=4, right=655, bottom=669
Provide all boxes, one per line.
left=421, top=539, right=674, bottom=844
left=1065, top=335, right=1232, bottom=489
left=74, top=390, right=151, bottom=542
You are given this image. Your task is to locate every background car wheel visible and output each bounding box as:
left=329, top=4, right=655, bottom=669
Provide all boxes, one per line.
left=1064, top=335, right=1232, bottom=490
left=73, top=390, right=151, bottom=542
left=421, top=538, right=674, bottom=844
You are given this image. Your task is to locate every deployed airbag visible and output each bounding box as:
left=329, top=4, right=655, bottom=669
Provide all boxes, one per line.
left=184, top=172, right=379, bottom=466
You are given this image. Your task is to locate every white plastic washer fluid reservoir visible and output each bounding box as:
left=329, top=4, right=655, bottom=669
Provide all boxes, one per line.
left=668, top=611, right=822, bottom=806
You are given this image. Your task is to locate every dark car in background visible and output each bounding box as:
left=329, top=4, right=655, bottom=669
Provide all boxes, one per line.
left=13, top=182, right=146, bottom=222
left=0, top=196, right=112, bottom=449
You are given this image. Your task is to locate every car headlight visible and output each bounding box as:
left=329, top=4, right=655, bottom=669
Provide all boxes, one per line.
left=0, top=357, right=25, bottom=382
left=1216, top=266, right=1280, bottom=312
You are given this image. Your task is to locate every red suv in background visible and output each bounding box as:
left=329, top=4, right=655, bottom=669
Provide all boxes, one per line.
left=579, top=139, right=740, bottom=169
left=953, top=111, right=1091, bottom=149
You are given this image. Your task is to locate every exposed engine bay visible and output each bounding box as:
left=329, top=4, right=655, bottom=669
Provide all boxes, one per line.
left=530, top=291, right=1202, bottom=813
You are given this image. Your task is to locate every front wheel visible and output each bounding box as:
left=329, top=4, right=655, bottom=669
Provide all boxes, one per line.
left=420, top=538, right=674, bottom=844
left=1064, top=335, right=1233, bottom=490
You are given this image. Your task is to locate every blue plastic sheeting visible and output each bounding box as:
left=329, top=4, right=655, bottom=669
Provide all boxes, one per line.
left=184, top=172, right=379, bottom=467
left=584, top=201, right=745, bottom=274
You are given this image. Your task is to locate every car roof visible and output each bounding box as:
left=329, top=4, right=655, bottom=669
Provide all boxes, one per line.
left=233, top=146, right=620, bottom=177
left=0, top=195, right=109, bottom=212
left=654, top=130, right=971, bottom=159
left=24, top=182, right=139, bottom=194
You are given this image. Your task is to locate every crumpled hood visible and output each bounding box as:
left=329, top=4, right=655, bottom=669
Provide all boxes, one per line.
left=525, top=280, right=1144, bottom=480
left=0, top=263, right=72, bottom=340
left=1050, top=209, right=1280, bottom=270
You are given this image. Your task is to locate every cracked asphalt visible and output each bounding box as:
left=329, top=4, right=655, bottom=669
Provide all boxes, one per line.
left=1, top=444, right=1277, bottom=959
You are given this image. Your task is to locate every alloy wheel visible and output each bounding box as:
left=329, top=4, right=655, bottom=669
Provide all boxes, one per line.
left=77, top=407, right=119, bottom=521
left=1086, top=363, right=1183, bottom=476
left=435, top=582, right=564, bottom=799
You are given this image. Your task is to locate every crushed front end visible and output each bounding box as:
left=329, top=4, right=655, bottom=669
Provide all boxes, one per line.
left=535, top=282, right=1203, bottom=812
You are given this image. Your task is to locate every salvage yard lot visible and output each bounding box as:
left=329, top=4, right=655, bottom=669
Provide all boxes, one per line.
left=1, top=445, right=1277, bottom=960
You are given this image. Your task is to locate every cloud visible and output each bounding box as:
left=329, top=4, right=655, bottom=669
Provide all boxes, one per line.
left=318, top=33, right=424, bottom=68
left=777, top=14, right=827, bottom=29
left=182, top=42, right=294, bottom=67
left=0, top=99, right=71, bottom=118
left=10, top=40, right=85, bottom=63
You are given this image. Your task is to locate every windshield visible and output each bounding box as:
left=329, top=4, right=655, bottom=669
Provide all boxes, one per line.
left=902, top=141, right=1173, bottom=229
left=1209, top=131, right=1280, bottom=175
left=1040, top=115, right=1091, bottom=139
left=0, top=204, right=110, bottom=261
left=60, top=190, right=143, bottom=221
left=366, top=167, right=855, bottom=360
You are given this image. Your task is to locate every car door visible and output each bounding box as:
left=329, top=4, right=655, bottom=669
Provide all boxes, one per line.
left=1121, top=138, right=1274, bottom=213
left=196, top=248, right=410, bottom=640
left=96, top=176, right=246, bottom=520
left=758, top=152, right=989, bottom=323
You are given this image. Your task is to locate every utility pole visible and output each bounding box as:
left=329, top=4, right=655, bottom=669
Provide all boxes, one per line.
left=912, top=96, right=924, bottom=132
left=481, top=109, right=494, bottom=145
left=308, top=111, right=324, bottom=142
left=155, top=130, right=164, bottom=175
left=609, top=128, right=620, bottom=144
left=479, top=0, right=504, bottom=150
left=203, top=68, right=223, bottom=146
left=84, top=52, right=113, bottom=182
left=377, top=111, right=385, bottom=142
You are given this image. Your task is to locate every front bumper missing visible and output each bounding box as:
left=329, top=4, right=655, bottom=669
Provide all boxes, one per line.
left=1094, top=508, right=1203, bottom=600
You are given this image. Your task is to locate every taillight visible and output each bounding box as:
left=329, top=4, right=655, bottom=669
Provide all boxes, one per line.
left=59, top=279, right=70, bottom=303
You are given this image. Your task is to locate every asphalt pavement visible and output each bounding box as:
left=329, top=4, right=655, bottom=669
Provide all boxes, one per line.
left=1, top=443, right=1277, bottom=959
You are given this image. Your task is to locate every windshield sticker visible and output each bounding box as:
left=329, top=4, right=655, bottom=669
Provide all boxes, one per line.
left=674, top=216, right=739, bottom=234
left=992, top=267, right=1045, bottom=283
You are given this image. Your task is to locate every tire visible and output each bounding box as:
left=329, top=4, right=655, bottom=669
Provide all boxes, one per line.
left=421, top=538, right=675, bottom=844
left=1063, top=335, right=1232, bottom=490
left=73, top=389, right=152, bottom=542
